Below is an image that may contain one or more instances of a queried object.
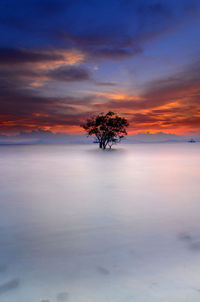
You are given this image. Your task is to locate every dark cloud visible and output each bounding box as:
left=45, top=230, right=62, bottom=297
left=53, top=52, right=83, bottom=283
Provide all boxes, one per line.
left=0, top=67, right=42, bottom=79
left=0, top=0, right=200, bottom=134
left=131, top=113, right=158, bottom=124
left=96, top=266, right=110, bottom=275
left=0, top=68, right=94, bottom=133
left=140, top=61, right=200, bottom=115
left=94, top=97, right=166, bottom=111
left=88, top=46, right=140, bottom=60
left=1, top=56, right=200, bottom=133
left=47, top=65, right=91, bottom=81
left=1, top=0, right=198, bottom=61
left=0, top=89, right=91, bottom=130
left=0, top=48, right=63, bottom=65
left=0, top=278, right=20, bottom=295
left=95, top=81, right=116, bottom=86
left=57, top=31, right=141, bottom=60
left=90, top=59, right=200, bottom=132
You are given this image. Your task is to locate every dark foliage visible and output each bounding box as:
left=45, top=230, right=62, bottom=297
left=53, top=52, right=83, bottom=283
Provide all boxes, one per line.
left=81, top=111, right=129, bottom=149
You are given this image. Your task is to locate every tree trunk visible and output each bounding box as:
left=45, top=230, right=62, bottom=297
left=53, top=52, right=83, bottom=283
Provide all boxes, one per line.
left=99, top=141, right=107, bottom=149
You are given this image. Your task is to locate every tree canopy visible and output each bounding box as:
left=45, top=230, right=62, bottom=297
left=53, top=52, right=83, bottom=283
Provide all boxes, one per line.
left=81, top=111, right=129, bottom=149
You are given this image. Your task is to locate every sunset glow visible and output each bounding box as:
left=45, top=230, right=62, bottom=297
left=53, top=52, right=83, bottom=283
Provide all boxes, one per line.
left=0, top=1, right=200, bottom=136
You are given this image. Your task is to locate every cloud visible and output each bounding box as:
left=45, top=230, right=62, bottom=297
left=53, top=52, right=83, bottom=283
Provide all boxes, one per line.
left=52, top=0, right=199, bottom=62
left=1, top=0, right=198, bottom=62
left=0, top=68, right=94, bottom=133
left=88, top=46, right=141, bottom=60
left=0, top=48, right=89, bottom=89
left=87, top=59, right=200, bottom=133
left=94, top=81, right=117, bottom=86
left=0, top=48, right=62, bottom=65
left=57, top=31, right=141, bottom=61
left=0, top=1, right=200, bottom=134
left=0, top=48, right=85, bottom=70
left=0, top=278, right=20, bottom=295
left=96, top=266, right=110, bottom=275
left=47, top=65, right=91, bottom=81
left=1, top=55, right=200, bottom=134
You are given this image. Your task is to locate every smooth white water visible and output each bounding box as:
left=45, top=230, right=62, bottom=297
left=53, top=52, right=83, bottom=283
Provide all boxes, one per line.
left=0, top=143, right=200, bottom=302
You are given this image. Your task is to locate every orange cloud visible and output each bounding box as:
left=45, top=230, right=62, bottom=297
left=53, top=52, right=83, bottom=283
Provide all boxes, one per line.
left=33, top=49, right=85, bottom=70
left=0, top=49, right=200, bottom=136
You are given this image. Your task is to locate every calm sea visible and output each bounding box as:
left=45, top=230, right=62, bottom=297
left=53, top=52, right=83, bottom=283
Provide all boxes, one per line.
left=0, top=143, right=200, bottom=302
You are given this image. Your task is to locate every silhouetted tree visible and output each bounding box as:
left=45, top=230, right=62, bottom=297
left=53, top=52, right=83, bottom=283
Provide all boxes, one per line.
left=81, top=111, right=129, bottom=149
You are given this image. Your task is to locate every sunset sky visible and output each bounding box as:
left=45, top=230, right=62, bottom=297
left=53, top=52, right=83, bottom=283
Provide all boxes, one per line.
left=1, top=0, right=200, bottom=136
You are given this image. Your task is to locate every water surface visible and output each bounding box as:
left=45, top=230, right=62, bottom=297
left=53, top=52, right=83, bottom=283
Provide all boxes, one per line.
left=0, top=143, right=200, bottom=302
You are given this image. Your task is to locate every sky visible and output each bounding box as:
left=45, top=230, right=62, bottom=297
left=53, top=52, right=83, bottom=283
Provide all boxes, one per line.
left=0, top=0, right=200, bottom=136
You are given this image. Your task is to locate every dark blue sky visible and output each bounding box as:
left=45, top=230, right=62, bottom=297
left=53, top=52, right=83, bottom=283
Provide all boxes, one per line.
left=0, top=0, right=200, bottom=134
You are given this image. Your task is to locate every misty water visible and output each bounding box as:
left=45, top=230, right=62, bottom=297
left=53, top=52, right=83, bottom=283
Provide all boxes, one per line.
left=0, top=143, right=200, bottom=302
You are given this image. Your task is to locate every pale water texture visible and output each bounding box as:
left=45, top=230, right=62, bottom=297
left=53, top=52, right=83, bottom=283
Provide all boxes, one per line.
left=0, top=143, right=200, bottom=302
